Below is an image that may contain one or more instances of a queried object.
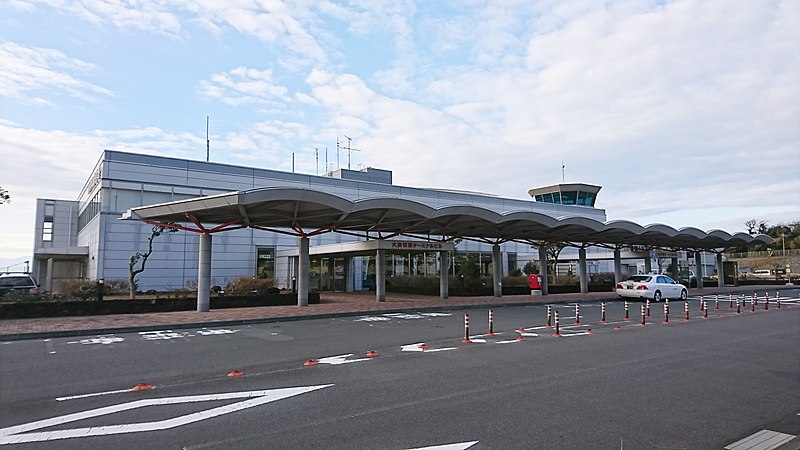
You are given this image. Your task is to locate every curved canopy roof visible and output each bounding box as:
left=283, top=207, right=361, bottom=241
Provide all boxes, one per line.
left=122, top=187, right=772, bottom=250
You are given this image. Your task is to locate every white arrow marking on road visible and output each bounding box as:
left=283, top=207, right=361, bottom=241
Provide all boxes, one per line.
left=316, top=354, right=372, bottom=365
left=0, top=385, right=333, bottom=445
left=407, top=441, right=479, bottom=450
left=401, top=343, right=458, bottom=353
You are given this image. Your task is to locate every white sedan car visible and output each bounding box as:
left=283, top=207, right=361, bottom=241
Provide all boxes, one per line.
left=616, top=274, right=688, bottom=302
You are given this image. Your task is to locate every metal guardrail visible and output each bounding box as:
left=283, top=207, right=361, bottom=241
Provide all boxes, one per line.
left=726, top=249, right=799, bottom=259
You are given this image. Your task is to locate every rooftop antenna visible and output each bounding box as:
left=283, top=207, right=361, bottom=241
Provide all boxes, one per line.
left=342, top=135, right=362, bottom=170
left=292, top=152, right=295, bottom=173
left=335, top=138, right=341, bottom=170
left=206, top=116, right=210, bottom=162
left=315, top=148, right=319, bottom=175
left=325, top=147, right=328, bottom=175
left=561, top=161, right=565, bottom=183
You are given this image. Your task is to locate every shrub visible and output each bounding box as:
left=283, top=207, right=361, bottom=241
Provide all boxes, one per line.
left=502, top=276, right=528, bottom=287
left=225, top=277, right=276, bottom=295
left=388, top=276, right=440, bottom=289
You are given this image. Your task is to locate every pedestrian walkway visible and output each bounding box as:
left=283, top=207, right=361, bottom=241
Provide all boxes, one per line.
left=0, top=286, right=787, bottom=340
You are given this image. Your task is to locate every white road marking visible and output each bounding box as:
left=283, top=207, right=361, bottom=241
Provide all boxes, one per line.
left=496, top=339, right=523, bottom=344
left=44, top=339, right=56, bottom=354
left=467, top=338, right=487, bottom=343
left=196, top=328, right=238, bottom=336
left=518, top=332, right=538, bottom=337
left=0, top=385, right=333, bottom=445
left=67, top=335, right=125, bottom=345
left=354, top=316, right=392, bottom=322
left=139, top=330, right=186, bottom=340
left=316, top=354, right=372, bottom=365
left=57, top=387, right=142, bottom=402
left=401, top=343, right=457, bottom=353
left=407, top=441, right=479, bottom=450
left=724, top=429, right=796, bottom=450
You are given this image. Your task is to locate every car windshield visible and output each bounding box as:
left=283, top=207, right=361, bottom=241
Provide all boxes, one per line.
left=0, top=277, right=33, bottom=287
left=626, top=275, right=652, bottom=282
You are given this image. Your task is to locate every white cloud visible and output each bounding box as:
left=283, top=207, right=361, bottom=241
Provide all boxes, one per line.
left=0, top=41, right=113, bottom=104
left=199, top=66, right=290, bottom=106
left=14, top=0, right=182, bottom=35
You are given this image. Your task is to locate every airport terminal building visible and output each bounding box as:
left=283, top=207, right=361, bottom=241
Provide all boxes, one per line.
left=31, top=150, right=744, bottom=296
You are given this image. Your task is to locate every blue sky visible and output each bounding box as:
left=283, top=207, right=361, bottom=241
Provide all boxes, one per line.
left=1, top=0, right=798, bottom=267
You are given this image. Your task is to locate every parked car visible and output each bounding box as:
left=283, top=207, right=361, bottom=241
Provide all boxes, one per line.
left=752, top=269, right=772, bottom=278
left=616, top=274, right=688, bottom=302
left=0, top=274, right=39, bottom=298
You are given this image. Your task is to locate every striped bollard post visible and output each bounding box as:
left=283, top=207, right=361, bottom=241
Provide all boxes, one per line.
left=600, top=302, right=607, bottom=323
left=703, top=300, right=709, bottom=320
left=700, top=296, right=705, bottom=312
left=640, top=304, right=646, bottom=326
left=764, top=293, right=769, bottom=311
left=665, top=299, right=670, bottom=316
left=729, top=294, right=734, bottom=310
left=663, top=302, right=669, bottom=324
left=751, top=296, right=755, bottom=312
left=487, top=309, right=495, bottom=336
left=553, top=311, right=561, bottom=337
left=624, top=301, right=630, bottom=321
left=684, top=301, right=689, bottom=322
left=736, top=298, right=741, bottom=315
left=646, top=299, right=651, bottom=318
left=462, top=314, right=472, bottom=343
left=546, top=305, right=552, bottom=328
left=777, top=294, right=781, bottom=310
left=574, top=304, right=581, bottom=325
left=753, top=292, right=758, bottom=308
left=714, top=295, right=719, bottom=311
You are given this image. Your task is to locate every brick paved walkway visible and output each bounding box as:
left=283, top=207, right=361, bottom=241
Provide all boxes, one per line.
left=0, top=286, right=777, bottom=340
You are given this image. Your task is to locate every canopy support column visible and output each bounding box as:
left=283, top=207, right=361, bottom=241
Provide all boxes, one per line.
left=716, top=253, right=725, bottom=287
left=614, top=247, right=622, bottom=284
left=578, top=247, right=588, bottom=294
left=538, top=244, right=549, bottom=296
left=197, top=233, right=212, bottom=312
left=671, top=257, right=679, bottom=280
left=695, top=251, right=704, bottom=289
left=644, top=256, right=652, bottom=274
left=376, top=249, right=386, bottom=302
left=297, top=237, right=309, bottom=306
left=439, top=250, right=449, bottom=299
left=492, top=244, right=502, bottom=297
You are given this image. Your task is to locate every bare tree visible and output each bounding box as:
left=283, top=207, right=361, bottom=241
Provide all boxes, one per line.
left=128, top=224, right=177, bottom=299
left=0, top=187, right=9, bottom=204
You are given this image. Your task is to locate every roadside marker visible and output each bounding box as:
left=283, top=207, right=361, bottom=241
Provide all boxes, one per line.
left=715, top=295, right=720, bottom=311
left=663, top=302, right=669, bottom=324
left=736, top=298, right=741, bottom=315
left=599, top=302, right=607, bottom=323
left=624, top=301, right=630, bottom=321
left=703, top=300, right=709, bottom=320
left=700, top=295, right=705, bottom=312
left=553, top=311, right=561, bottom=337
left=751, top=295, right=756, bottom=313
left=574, top=304, right=581, bottom=325
left=684, top=301, right=690, bottom=322
left=640, top=304, right=647, bottom=326
left=764, top=292, right=769, bottom=311
left=462, top=314, right=472, bottom=343
left=729, top=294, right=734, bottom=310
left=646, top=299, right=651, bottom=318
left=546, top=305, right=553, bottom=328
left=486, top=310, right=496, bottom=336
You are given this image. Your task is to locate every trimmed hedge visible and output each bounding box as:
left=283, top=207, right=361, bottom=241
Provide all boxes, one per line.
left=0, top=292, right=320, bottom=319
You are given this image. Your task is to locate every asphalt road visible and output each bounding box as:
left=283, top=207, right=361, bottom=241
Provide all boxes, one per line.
left=1, top=290, right=799, bottom=449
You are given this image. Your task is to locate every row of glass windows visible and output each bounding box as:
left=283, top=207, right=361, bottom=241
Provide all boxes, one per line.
left=78, top=192, right=102, bottom=231
left=534, top=190, right=596, bottom=207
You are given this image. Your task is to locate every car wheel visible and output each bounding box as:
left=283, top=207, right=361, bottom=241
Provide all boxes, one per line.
left=680, top=289, right=688, bottom=300
left=653, top=291, right=662, bottom=302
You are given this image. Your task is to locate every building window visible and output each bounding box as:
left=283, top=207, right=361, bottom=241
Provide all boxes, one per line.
left=78, top=192, right=101, bottom=231
left=42, top=220, right=53, bottom=242
left=256, top=247, right=275, bottom=279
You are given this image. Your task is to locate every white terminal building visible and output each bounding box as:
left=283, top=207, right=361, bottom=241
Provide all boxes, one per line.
left=32, top=150, right=738, bottom=295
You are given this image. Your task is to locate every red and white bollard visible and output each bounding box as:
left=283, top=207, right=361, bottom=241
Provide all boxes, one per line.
left=703, top=300, right=709, bottom=320
left=640, top=304, right=647, bottom=326
left=753, top=293, right=758, bottom=308
left=646, top=299, right=651, bottom=318
left=700, top=296, right=705, bottom=312
left=714, top=295, right=720, bottom=311
left=487, top=309, right=496, bottom=336
left=764, top=293, right=769, bottom=311
left=751, top=296, right=756, bottom=312
left=574, top=304, right=581, bottom=325
left=624, top=301, right=630, bottom=321
left=684, top=301, right=690, bottom=322
left=777, top=294, right=782, bottom=310
left=553, top=310, right=561, bottom=337
left=665, top=299, right=670, bottom=316
left=546, top=305, right=552, bottom=328
left=600, top=302, right=607, bottom=323
left=736, top=298, right=741, bottom=314
left=729, top=294, right=734, bottom=310
left=462, top=314, right=472, bottom=343
left=663, top=302, right=670, bottom=324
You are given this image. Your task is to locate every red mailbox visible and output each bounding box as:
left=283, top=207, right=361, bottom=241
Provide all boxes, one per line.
left=528, top=274, right=542, bottom=289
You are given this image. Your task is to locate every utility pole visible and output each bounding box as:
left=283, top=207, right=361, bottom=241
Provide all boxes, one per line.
left=206, top=116, right=210, bottom=162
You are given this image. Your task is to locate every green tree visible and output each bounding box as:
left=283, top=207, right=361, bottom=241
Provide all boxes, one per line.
left=521, top=260, right=539, bottom=275
left=128, top=224, right=178, bottom=299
